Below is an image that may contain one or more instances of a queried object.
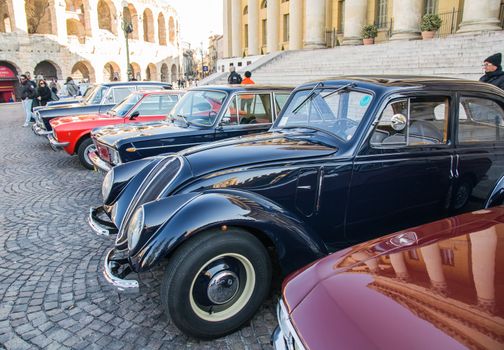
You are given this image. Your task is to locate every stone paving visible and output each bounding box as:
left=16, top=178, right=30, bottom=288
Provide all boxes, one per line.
left=0, top=103, right=278, bottom=350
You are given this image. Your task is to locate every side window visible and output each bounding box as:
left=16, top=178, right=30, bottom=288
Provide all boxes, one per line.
left=112, top=87, right=136, bottom=103
left=235, top=93, right=273, bottom=124
left=458, top=97, right=504, bottom=143
left=222, top=96, right=239, bottom=125
left=274, top=93, right=290, bottom=115
left=371, top=96, right=449, bottom=147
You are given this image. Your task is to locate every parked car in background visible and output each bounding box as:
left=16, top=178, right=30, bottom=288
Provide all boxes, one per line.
left=273, top=206, right=504, bottom=350
left=32, top=81, right=172, bottom=135
left=90, top=77, right=504, bottom=339
left=90, top=85, right=293, bottom=172
left=48, top=90, right=183, bottom=169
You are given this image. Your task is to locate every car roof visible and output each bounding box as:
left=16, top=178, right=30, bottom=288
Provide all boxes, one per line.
left=193, top=85, right=295, bottom=92
left=100, top=81, right=172, bottom=88
left=135, top=89, right=185, bottom=95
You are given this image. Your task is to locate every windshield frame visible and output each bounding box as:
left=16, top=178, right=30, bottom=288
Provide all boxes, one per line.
left=169, top=89, right=229, bottom=128
left=271, top=85, right=376, bottom=142
left=107, top=92, right=143, bottom=117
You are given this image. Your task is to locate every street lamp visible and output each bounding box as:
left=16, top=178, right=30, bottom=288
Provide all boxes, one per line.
left=121, top=2, right=134, bottom=81
left=199, top=41, right=204, bottom=79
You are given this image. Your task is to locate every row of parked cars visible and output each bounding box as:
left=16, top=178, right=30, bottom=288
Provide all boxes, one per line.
left=32, top=77, right=504, bottom=348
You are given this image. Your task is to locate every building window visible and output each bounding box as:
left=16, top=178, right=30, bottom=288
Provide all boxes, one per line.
left=408, top=249, right=419, bottom=260
left=337, top=0, right=345, bottom=34
left=261, top=0, right=267, bottom=9
left=262, top=19, right=267, bottom=46
left=237, top=62, right=243, bottom=67
left=376, top=0, right=388, bottom=29
left=441, top=248, right=455, bottom=266
left=283, top=14, right=289, bottom=42
left=244, top=24, right=249, bottom=48
left=243, top=6, right=248, bottom=15
left=424, top=0, right=438, bottom=14
left=282, top=0, right=289, bottom=2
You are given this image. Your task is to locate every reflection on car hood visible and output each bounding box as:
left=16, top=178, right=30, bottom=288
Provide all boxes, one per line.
left=40, top=102, right=83, bottom=111
left=50, top=114, right=112, bottom=128
left=92, top=120, right=185, bottom=146
left=283, top=206, right=504, bottom=350
left=180, top=131, right=339, bottom=177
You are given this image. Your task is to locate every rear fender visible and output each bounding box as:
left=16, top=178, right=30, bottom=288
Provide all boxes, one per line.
left=130, top=189, right=328, bottom=275
left=485, top=176, right=504, bottom=208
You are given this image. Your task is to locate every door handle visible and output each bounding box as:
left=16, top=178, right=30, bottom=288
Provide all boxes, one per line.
left=449, top=155, right=454, bottom=179
left=297, top=185, right=311, bottom=190
left=454, top=155, right=460, bottom=178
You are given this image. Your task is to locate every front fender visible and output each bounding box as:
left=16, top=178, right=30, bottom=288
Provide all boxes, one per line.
left=130, top=189, right=328, bottom=275
left=485, top=176, right=504, bottom=208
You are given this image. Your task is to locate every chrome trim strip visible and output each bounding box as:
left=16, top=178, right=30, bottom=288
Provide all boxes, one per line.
left=47, top=134, right=69, bottom=150
left=32, top=124, right=51, bottom=136
left=277, top=300, right=307, bottom=350
left=88, top=207, right=114, bottom=236
left=131, top=142, right=202, bottom=151
left=103, top=249, right=139, bottom=293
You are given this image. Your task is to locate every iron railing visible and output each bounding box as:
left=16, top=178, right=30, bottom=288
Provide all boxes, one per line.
left=436, top=8, right=463, bottom=37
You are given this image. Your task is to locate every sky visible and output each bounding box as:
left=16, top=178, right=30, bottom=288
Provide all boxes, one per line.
left=167, top=0, right=223, bottom=50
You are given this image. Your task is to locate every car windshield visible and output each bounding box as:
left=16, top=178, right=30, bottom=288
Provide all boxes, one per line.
left=108, top=93, right=141, bottom=117
left=169, top=90, right=227, bottom=126
left=84, top=86, right=107, bottom=105
left=81, top=85, right=96, bottom=101
left=277, top=87, right=373, bottom=141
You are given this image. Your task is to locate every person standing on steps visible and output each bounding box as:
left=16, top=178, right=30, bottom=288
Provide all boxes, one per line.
left=240, top=71, right=255, bottom=115
left=479, top=53, right=504, bottom=90
left=227, top=66, right=242, bottom=85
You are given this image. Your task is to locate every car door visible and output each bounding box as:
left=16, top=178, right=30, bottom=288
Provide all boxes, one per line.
left=346, top=93, right=455, bottom=243
left=127, top=94, right=177, bottom=122
left=453, top=93, right=504, bottom=212
left=215, top=92, right=275, bottom=141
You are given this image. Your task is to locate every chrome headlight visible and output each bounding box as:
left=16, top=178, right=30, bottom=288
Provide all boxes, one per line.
left=110, top=148, right=121, bottom=165
left=276, top=300, right=305, bottom=350
left=102, top=169, right=114, bottom=202
left=127, top=207, right=144, bottom=251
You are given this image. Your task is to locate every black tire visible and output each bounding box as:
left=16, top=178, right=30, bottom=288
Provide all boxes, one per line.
left=452, top=178, right=473, bottom=211
left=160, top=228, right=272, bottom=339
left=77, top=137, right=95, bottom=170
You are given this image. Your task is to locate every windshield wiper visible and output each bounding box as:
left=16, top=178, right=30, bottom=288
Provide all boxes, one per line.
left=175, top=114, right=192, bottom=127
left=320, top=82, right=356, bottom=100
left=292, top=82, right=324, bottom=114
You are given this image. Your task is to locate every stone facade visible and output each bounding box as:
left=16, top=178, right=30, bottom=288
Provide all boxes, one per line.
left=0, top=0, right=182, bottom=83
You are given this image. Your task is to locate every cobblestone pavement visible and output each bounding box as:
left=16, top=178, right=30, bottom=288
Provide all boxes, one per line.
left=0, top=104, right=278, bottom=350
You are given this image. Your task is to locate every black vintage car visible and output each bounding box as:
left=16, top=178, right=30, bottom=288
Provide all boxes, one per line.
left=89, top=77, right=504, bottom=339
left=32, top=81, right=172, bottom=135
left=89, top=85, right=293, bottom=172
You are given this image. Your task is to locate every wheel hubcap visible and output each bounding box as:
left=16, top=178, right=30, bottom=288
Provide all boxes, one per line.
left=207, top=271, right=239, bottom=305
left=84, top=144, right=96, bottom=165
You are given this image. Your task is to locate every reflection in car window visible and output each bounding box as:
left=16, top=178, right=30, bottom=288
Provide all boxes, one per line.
left=458, top=97, right=504, bottom=143
left=278, top=88, right=372, bottom=141
left=223, top=93, right=273, bottom=125
left=113, top=87, right=136, bottom=103
left=132, top=95, right=179, bottom=116
left=170, top=90, right=227, bottom=126
left=274, top=93, right=290, bottom=114
left=86, top=86, right=107, bottom=104
left=108, top=94, right=141, bottom=117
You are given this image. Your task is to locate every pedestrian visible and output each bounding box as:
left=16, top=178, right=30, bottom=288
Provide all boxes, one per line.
left=479, top=53, right=504, bottom=90
left=34, top=79, right=52, bottom=107
left=49, top=78, right=59, bottom=94
left=64, top=76, right=79, bottom=96
left=240, top=71, right=255, bottom=116
left=227, top=66, right=242, bottom=85
left=19, top=74, right=36, bottom=127
left=241, top=71, right=254, bottom=85
left=25, top=71, right=36, bottom=87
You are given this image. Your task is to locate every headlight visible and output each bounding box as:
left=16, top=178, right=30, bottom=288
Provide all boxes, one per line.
left=110, top=148, right=121, bottom=165
left=102, top=169, right=114, bottom=202
left=127, top=207, right=144, bottom=251
left=276, top=300, right=305, bottom=350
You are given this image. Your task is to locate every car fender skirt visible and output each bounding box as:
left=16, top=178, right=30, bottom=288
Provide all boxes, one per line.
left=130, top=189, right=327, bottom=275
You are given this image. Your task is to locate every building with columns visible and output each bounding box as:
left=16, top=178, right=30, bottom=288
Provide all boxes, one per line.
left=0, top=0, right=182, bottom=90
left=222, top=0, right=504, bottom=60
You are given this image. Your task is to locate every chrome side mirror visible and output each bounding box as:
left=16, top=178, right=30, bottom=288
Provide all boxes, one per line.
left=391, top=114, right=407, bottom=131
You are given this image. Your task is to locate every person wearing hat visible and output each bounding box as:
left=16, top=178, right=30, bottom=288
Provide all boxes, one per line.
left=479, top=53, right=504, bottom=90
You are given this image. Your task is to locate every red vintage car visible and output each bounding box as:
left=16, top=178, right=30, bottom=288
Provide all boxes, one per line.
left=273, top=206, right=504, bottom=350
left=47, top=90, right=183, bottom=169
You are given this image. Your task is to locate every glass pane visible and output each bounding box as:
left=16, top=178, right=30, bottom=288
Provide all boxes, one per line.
left=113, top=87, right=135, bottom=103
left=236, top=93, right=273, bottom=124
left=458, top=97, right=504, bottom=143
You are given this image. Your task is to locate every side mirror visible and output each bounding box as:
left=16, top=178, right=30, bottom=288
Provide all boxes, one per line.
left=391, top=113, right=407, bottom=131
left=129, top=111, right=140, bottom=120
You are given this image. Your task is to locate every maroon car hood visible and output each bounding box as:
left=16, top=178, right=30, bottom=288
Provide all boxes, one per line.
left=284, top=207, right=504, bottom=350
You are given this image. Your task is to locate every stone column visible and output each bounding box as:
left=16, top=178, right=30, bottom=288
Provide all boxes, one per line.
left=470, top=228, right=498, bottom=313
left=11, top=0, right=28, bottom=32
left=390, top=0, right=422, bottom=40
left=420, top=243, right=448, bottom=295
left=248, top=0, right=259, bottom=56
left=87, top=1, right=100, bottom=38
left=341, top=0, right=367, bottom=45
left=267, top=0, right=279, bottom=53
left=231, top=0, right=242, bottom=57
left=303, top=0, right=326, bottom=49
left=390, top=253, right=409, bottom=280
left=223, top=0, right=231, bottom=58
left=289, top=0, right=302, bottom=50
left=458, top=0, right=502, bottom=33
left=54, top=2, right=68, bottom=44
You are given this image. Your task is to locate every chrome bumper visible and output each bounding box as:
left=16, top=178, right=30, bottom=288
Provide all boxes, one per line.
left=271, top=326, right=288, bottom=350
left=88, top=206, right=118, bottom=236
left=89, top=151, right=112, bottom=173
left=32, top=123, right=51, bottom=136
left=103, top=249, right=139, bottom=293
left=47, top=134, right=69, bottom=151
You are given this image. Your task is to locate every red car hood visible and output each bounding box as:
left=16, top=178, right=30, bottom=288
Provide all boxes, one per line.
left=283, top=207, right=504, bottom=350
left=50, top=113, right=116, bottom=128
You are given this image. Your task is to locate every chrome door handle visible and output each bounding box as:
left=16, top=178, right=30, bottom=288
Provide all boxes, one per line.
left=454, top=155, right=460, bottom=178
left=297, top=185, right=311, bottom=190
left=449, top=155, right=454, bottom=179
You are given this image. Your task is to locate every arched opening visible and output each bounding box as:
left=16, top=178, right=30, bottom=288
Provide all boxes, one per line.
left=145, top=63, right=157, bottom=81
left=0, top=0, right=12, bottom=33
left=142, top=8, right=154, bottom=42
left=129, top=62, right=141, bottom=81
left=160, top=63, right=169, bottom=82
left=0, top=60, right=19, bottom=103
left=25, top=0, right=54, bottom=34
left=71, top=60, right=95, bottom=82
left=170, top=64, right=177, bottom=83
left=97, top=0, right=116, bottom=35
left=1, top=14, right=11, bottom=32
left=122, top=3, right=138, bottom=40
left=168, top=16, right=175, bottom=45
left=158, top=13, right=166, bottom=46
left=103, top=61, right=120, bottom=82
left=65, top=0, right=88, bottom=39
left=34, top=60, right=60, bottom=81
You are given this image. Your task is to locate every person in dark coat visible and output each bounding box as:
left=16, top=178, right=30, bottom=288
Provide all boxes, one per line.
left=479, top=53, right=504, bottom=90
left=34, top=79, right=52, bottom=107
left=227, top=66, right=242, bottom=84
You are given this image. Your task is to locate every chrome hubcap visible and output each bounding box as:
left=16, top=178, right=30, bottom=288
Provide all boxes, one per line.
left=84, top=144, right=96, bottom=164
left=207, top=271, right=239, bottom=305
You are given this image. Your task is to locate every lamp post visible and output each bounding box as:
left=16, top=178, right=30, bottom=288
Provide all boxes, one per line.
left=199, top=41, right=205, bottom=79
left=121, top=2, right=134, bottom=81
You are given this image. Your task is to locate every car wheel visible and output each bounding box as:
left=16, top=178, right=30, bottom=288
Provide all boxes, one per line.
left=77, top=137, right=96, bottom=170
left=452, top=179, right=472, bottom=210
left=160, top=229, right=271, bottom=339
